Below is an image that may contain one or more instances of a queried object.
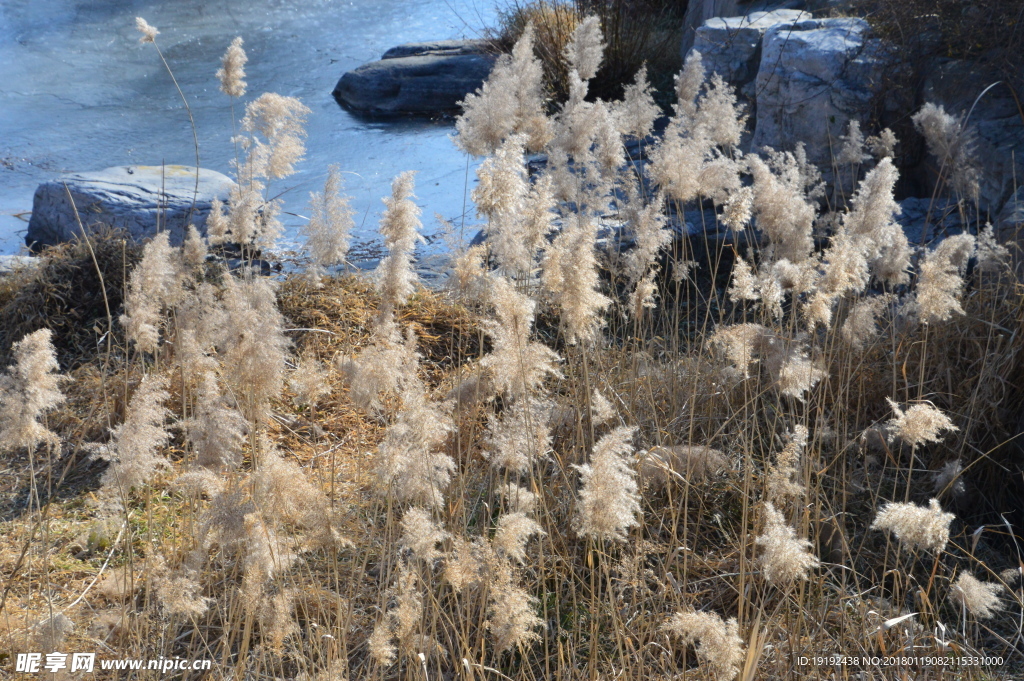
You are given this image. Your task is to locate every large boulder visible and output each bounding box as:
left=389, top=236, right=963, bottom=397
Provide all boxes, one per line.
left=692, top=9, right=811, bottom=99
left=332, top=40, right=496, bottom=115
left=26, top=165, right=234, bottom=250
left=680, top=0, right=808, bottom=58
left=751, top=17, right=888, bottom=169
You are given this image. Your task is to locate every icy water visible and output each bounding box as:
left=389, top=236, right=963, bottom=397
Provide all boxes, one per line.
left=0, top=0, right=497, bottom=262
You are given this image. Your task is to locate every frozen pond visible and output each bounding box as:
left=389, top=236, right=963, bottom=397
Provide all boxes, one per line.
left=0, top=0, right=496, bottom=261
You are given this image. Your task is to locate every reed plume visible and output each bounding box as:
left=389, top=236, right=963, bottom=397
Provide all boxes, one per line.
left=663, top=608, right=745, bottom=681
left=216, top=37, right=247, bottom=98
left=574, top=426, right=641, bottom=542
left=0, top=329, right=65, bottom=453
left=871, top=498, right=954, bottom=552
left=98, top=375, right=170, bottom=493
left=480, top=276, right=561, bottom=400
left=756, top=502, right=819, bottom=585
left=374, top=385, right=455, bottom=508
left=455, top=24, right=551, bottom=156
left=120, top=232, right=182, bottom=354
left=377, top=171, right=424, bottom=311
left=302, top=164, right=353, bottom=286
left=950, top=572, right=1004, bottom=619
left=912, top=102, right=980, bottom=199
left=220, top=275, right=290, bottom=425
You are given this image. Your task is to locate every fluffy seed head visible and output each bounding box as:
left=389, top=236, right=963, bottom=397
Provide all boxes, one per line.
left=480, top=276, right=562, bottom=400
left=289, top=355, right=330, bottom=408
left=400, top=507, right=449, bottom=563
left=843, top=158, right=909, bottom=286
left=837, top=119, right=869, bottom=166
left=135, top=17, right=158, bottom=43
left=220, top=276, right=290, bottom=424
left=98, top=375, right=171, bottom=493
left=674, top=50, right=705, bottom=122
left=615, top=65, right=659, bottom=140
left=564, top=15, right=603, bottom=81
left=574, top=426, right=641, bottom=542
left=728, top=257, right=759, bottom=303
left=206, top=198, right=230, bottom=245
left=915, top=233, right=976, bottom=324
left=484, top=397, right=552, bottom=473
left=663, top=608, right=745, bottom=681
left=376, top=172, right=424, bottom=311
left=493, top=511, right=545, bottom=564
left=950, top=572, right=1004, bottom=619
left=748, top=154, right=816, bottom=263
left=867, top=128, right=897, bottom=159
left=499, top=483, right=538, bottom=514
left=455, top=25, right=551, bottom=156
left=541, top=216, right=611, bottom=345
left=912, top=102, right=980, bottom=199
left=711, top=323, right=771, bottom=378
left=0, top=329, right=65, bottom=452
left=339, top=314, right=420, bottom=411
left=756, top=503, right=819, bottom=585
left=217, top=37, right=247, bottom=97
left=302, top=165, right=354, bottom=286
left=871, top=498, right=954, bottom=552
left=241, top=93, right=311, bottom=180
left=486, top=563, right=544, bottom=654
left=886, top=398, right=958, bottom=447
left=121, top=232, right=182, bottom=354
left=637, top=445, right=728, bottom=489
left=374, top=387, right=455, bottom=508
left=186, top=372, right=247, bottom=471
left=841, top=295, right=889, bottom=349
left=182, top=224, right=208, bottom=270
left=155, top=569, right=212, bottom=617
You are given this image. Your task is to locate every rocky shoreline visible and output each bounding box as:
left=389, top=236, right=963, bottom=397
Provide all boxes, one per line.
left=20, top=0, right=1024, bottom=262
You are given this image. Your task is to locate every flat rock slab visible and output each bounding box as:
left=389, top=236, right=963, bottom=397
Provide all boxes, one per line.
left=26, top=165, right=235, bottom=250
left=0, top=255, right=41, bottom=275
left=333, top=40, right=496, bottom=115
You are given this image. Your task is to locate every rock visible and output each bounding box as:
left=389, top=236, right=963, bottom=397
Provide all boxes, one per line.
left=896, top=197, right=970, bottom=246
left=332, top=40, right=496, bottom=115
left=0, top=254, right=40, bottom=275
left=996, top=187, right=1024, bottom=243
left=26, top=165, right=234, bottom=250
left=916, top=59, right=1024, bottom=213
left=680, top=0, right=808, bottom=58
left=692, top=9, right=812, bottom=100
left=751, top=17, right=888, bottom=169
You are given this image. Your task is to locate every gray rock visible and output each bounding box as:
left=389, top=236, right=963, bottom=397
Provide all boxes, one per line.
left=692, top=9, right=811, bottom=97
left=333, top=40, right=496, bottom=115
left=0, top=255, right=41, bottom=275
left=896, top=197, right=969, bottom=246
left=917, top=59, right=1024, bottom=213
left=752, top=17, right=888, bottom=170
left=680, top=0, right=808, bottom=58
left=26, top=165, right=235, bottom=250
left=996, top=187, right=1024, bottom=243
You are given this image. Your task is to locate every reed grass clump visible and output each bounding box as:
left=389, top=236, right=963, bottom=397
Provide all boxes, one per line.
left=2, top=13, right=1024, bottom=681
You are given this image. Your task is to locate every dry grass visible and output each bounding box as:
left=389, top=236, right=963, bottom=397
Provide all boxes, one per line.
left=2, top=14, right=1024, bottom=681
left=495, top=0, right=685, bottom=105
left=0, top=229, right=142, bottom=370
